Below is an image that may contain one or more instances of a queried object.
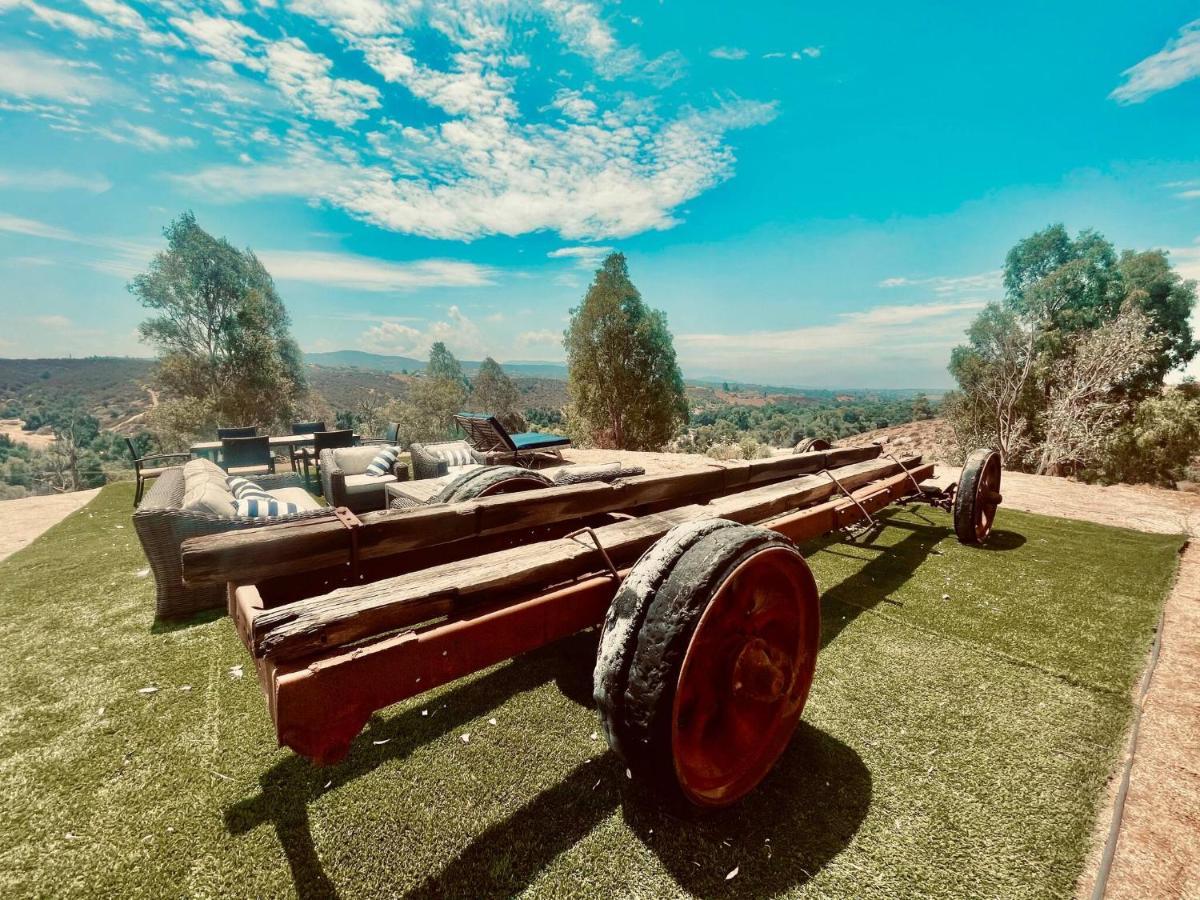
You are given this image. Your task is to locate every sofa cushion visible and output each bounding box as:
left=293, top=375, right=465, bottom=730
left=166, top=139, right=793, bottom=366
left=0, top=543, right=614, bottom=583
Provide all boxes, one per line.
left=266, top=487, right=322, bottom=511
left=430, top=441, right=476, bottom=466
left=183, top=457, right=225, bottom=480
left=329, top=445, right=384, bottom=474
left=343, top=472, right=398, bottom=496
left=365, top=445, right=401, bottom=476
left=182, top=479, right=237, bottom=518
left=233, top=497, right=300, bottom=518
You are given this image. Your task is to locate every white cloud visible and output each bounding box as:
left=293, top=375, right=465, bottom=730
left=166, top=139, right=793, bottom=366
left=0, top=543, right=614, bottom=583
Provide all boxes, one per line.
left=0, top=49, right=113, bottom=105
left=710, top=47, right=748, bottom=61
left=93, top=120, right=195, bottom=151
left=548, top=244, right=613, bottom=268
left=79, top=0, right=183, bottom=48
left=361, top=305, right=488, bottom=358
left=169, top=11, right=263, bottom=69
left=178, top=97, right=777, bottom=240
left=0, top=212, right=79, bottom=240
left=878, top=269, right=1003, bottom=295
left=764, top=48, right=822, bottom=60
left=516, top=328, right=563, bottom=353
left=676, top=299, right=985, bottom=384
left=1111, top=19, right=1200, bottom=104
left=0, top=169, right=111, bottom=192
left=34, top=313, right=71, bottom=328
left=1169, top=238, right=1200, bottom=282
left=17, top=0, right=113, bottom=38
left=263, top=37, right=380, bottom=127
left=257, top=250, right=496, bottom=291
left=549, top=87, right=596, bottom=120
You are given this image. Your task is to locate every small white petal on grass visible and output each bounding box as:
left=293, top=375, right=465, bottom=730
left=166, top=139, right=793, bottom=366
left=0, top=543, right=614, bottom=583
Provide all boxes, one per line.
left=138, top=686, right=159, bottom=694
left=97, top=707, right=105, bottom=716
left=420, top=709, right=428, bottom=716
left=372, top=738, right=390, bottom=745
left=136, top=568, right=150, bottom=577
left=323, top=780, right=332, bottom=788
left=228, top=665, right=244, bottom=679
left=461, top=733, right=470, bottom=744
left=942, top=594, right=950, bottom=600
left=65, top=832, right=79, bottom=840
left=592, top=779, right=601, bottom=790
left=726, top=866, right=739, bottom=880
left=590, top=731, right=597, bottom=741
left=178, top=685, right=192, bottom=692
left=625, top=768, right=632, bottom=779
left=488, top=718, right=497, bottom=726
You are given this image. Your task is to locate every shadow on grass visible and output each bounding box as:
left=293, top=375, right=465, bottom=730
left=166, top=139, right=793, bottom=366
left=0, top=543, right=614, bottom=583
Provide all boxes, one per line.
left=224, top=631, right=598, bottom=900
left=812, top=514, right=1024, bottom=647
left=403, top=722, right=870, bottom=899
left=149, top=606, right=225, bottom=635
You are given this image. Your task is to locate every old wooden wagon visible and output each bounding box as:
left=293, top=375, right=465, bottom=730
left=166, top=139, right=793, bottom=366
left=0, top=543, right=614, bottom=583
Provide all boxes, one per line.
left=183, top=445, right=1002, bottom=809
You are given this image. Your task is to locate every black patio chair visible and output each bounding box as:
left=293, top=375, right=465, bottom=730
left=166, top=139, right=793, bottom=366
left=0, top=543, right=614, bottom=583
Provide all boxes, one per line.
left=287, top=421, right=326, bottom=472
left=124, top=438, right=190, bottom=507
left=303, top=429, right=355, bottom=484
left=221, top=435, right=275, bottom=476
left=217, top=425, right=257, bottom=439
left=359, top=421, right=401, bottom=447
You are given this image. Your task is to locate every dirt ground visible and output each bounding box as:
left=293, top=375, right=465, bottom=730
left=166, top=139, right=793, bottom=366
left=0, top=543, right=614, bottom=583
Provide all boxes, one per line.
left=0, top=418, right=56, bottom=451
left=0, top=489, right=102, bottom=564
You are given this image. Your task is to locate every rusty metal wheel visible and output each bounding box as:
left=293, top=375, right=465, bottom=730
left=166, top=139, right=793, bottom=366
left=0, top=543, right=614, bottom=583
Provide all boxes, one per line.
left=793, top=437, right=832, bottom=454
left=953, top=448, right=1002, bottom=544
left=594, top=519, right=821, bottom=809
left=433, top=465, right=553, bottom=503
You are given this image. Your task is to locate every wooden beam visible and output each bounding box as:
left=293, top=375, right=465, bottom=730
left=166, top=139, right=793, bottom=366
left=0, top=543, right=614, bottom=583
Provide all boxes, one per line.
left=182, top=445, right=882, bottom=586
left=250, top=454, right=921, bottom=663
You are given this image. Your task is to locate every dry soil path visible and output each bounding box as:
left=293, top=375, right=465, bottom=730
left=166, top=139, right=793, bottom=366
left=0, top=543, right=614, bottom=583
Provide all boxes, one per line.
left=0, top=489, right=102, bottom=564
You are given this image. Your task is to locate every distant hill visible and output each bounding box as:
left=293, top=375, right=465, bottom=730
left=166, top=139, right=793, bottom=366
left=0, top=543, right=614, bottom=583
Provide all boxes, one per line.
left=304, top=350, right=569, bottom=380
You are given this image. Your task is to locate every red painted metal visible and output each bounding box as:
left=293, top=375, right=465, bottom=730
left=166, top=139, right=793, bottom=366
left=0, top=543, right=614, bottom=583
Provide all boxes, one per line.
left=670, top=545, right=820, bottom=807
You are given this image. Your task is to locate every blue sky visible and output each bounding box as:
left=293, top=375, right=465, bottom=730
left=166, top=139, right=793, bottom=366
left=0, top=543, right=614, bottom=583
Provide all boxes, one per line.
left=0, top=1, right=1198, bottom=388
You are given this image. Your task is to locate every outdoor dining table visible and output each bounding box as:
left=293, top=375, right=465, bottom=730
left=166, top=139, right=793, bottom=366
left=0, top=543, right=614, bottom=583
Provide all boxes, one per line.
left=189, top=434, right=361, bottom=463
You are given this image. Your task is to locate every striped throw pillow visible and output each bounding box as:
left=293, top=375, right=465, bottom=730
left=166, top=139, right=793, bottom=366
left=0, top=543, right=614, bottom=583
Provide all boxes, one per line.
left=432, top=443, right=475, bottom=466
left=365, top=445, right=401, bottom=477
left=233, top=498, right=300, bottom=519
left=227, top=476, right=273, bottom=501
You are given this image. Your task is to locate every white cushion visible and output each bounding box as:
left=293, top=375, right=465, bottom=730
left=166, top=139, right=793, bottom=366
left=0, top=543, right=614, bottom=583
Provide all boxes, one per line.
left=183, top=457, right=225, bottom=480
left=182, top=479, right=236, bottom=517
left=431, top=442, right=475, bottom=466
left=342, top=472, right=398, bottom=496
left=266, top=487, right=322, bottom=511
left=446, top=463, right=483, bottom=478
left=233, top=498, right=300, bottom=518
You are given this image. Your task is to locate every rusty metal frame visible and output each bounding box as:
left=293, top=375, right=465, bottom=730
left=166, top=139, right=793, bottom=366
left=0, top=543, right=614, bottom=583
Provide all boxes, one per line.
left=230, top=462, right=935, bottom=764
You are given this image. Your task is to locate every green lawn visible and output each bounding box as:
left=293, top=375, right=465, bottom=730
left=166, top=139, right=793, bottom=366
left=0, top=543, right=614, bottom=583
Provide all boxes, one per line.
left=0, top=484, right=1183, bottom=899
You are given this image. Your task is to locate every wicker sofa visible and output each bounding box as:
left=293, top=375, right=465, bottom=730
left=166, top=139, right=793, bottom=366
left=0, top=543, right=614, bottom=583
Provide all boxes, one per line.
left=408, top=439, right=486, bottom=480
left=133, top=462, right=336, bottom=619
left=318, top=445, right=408, bottom=513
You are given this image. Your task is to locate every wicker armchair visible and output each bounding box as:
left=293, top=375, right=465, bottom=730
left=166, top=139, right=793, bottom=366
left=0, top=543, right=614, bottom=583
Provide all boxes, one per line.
left=133, top=467, right=337, bottom=619
left=319, top=445, right=407, bottom=513
left=409, top=440, right=486, bottom=480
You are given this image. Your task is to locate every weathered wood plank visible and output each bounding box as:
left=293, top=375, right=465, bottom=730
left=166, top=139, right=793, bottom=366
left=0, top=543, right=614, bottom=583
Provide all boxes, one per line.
left=251, top=454, right=920, bottom=663
left=183, top=445, right=882, bottom=586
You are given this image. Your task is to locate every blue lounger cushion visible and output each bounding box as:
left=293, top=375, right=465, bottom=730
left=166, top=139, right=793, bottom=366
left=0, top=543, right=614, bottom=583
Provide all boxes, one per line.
left=509, top=432, right=572, bottom=450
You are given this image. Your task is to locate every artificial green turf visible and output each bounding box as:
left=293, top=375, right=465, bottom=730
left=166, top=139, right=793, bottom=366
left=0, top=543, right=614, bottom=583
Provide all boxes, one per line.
left=0, top=485, right=1183, bottom=898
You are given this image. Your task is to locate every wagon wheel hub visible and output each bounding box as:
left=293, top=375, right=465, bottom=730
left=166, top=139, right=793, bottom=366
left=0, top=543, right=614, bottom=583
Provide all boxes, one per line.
left=731, top=637, right=791, bottom=703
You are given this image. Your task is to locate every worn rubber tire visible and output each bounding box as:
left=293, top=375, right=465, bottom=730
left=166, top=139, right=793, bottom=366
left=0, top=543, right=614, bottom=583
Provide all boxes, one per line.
left=793, top=437, right=832, bottom=454
left=953, top=448, right=1001, bottom=545
left=593, top=518, right=815, bottom=809
left=433, top=465, right=552, bottom=503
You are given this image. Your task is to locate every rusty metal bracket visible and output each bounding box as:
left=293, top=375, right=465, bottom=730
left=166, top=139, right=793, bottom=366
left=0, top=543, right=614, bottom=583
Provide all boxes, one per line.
left=565, top=526, right=621, bottom=579
left=881, top=451, right=926, bottom=498
left=820, top=468, right=879, bottom=537
left=333, top=506, right=364, bottom=579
